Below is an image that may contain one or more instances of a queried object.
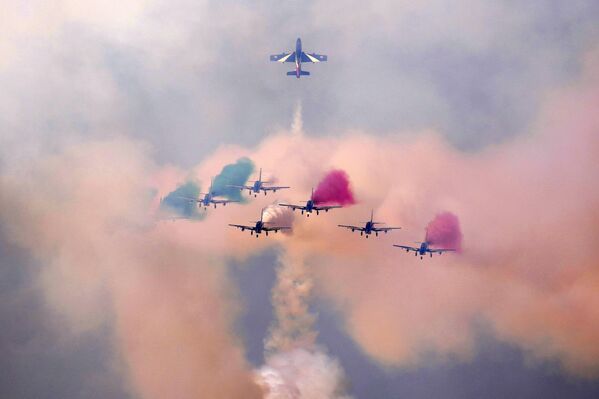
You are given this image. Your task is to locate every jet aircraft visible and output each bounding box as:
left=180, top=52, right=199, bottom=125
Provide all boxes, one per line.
left=279, top=188, right=341, bottom=217
left=270, top=38, right=328, bottom=78
left=228, top=168, right=290, bottom=197
left=229, top=208, right=290, bottom=237
left=178, top=178, right=239, bottom=210
left=338, top=210, right=401, bottom=238
left=393, top=241, right=456, bottom=259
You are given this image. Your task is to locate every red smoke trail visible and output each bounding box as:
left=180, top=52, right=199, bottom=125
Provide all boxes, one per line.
left=425, top=212, right=463, bottom=252
left=312, top=169, right=356, bottom=206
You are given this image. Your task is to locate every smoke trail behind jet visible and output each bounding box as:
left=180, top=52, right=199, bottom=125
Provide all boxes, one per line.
left=425, top=212, right=463, bottom=251
left=159, top=180, right=203, bottom=220
left=256, top=250, right=351, bottom=398
left=257, top=348, right=351, bottom=399
left=312, top=169, right=355, bottom=206
left=212, top=157, right=254, bottom=201
left=262, top=204, right=295, bottom=236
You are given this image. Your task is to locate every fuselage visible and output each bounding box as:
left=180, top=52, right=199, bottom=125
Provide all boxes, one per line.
left=254, top=221, right=264, bottom=233
left=364, top=221, right=374, bottom=234
left=295, top=38, right=302, bottom=78
left=419, top=242, right=429, bottom=255
left=201, top=193, right=213, bottom=207
left=252, top=180, right=262, bottom=193
left=305, top=199, right=314, bottom=212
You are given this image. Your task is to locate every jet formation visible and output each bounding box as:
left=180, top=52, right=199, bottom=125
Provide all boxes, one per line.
left=163, top=175, right=457, bottom=259
left=160, top=40, right=458, bottom=259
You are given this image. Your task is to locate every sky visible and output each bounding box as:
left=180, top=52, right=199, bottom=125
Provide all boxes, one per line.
left=1, top=1, right=599, bottom=398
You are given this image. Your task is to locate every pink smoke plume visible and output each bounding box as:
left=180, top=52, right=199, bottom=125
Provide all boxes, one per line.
left=425, top=212, right=463, bottom=252
left=312, top=169, right=356, bottom=206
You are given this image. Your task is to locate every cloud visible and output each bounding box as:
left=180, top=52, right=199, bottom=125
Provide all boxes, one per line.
left=0, top=138, right=263, bottom=398
left=2, top=0, right=597, bottom=167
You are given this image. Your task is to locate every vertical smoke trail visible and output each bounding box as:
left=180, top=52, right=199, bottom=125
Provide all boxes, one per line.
left=264, top=250, right=317, bottom=353
left=254, top=105, right=351, bottom=398
left=291, top=101, right=303, bottom=136
left=256, top=249, right=351, bottom=398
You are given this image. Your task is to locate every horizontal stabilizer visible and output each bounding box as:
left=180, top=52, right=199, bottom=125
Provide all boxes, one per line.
left=287, top=71, right=310, bottom=76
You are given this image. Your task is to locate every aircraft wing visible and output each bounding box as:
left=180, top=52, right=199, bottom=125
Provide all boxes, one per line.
left=428, top=248, right=456, bottom=253
left=300, top=52, right=328, bottom=63
left=262, top=186, right=290, bottom=192
left=226, top=184, right=252, bottom=190
left=229, top=224, right=255, bottom=231
left=270, top=52, right=296, bottom=63
left=278, top=203, right=306, bottom=211
left=156, top=215, right=190, bottom=222
left=314, top=205, right=342, bottom=211
left=393, top=245, right=419, bottom=252
left=373, top=226, right=402, bottom=232
left=177, top=196, right=200, bottom=203
left=263, top=226, right=291, bottom=232
left=211, top=198, right=239, bottom=204
left=338, top=224, right=364, bottom=231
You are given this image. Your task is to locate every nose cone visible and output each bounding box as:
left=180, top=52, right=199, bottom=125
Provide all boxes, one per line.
left=296, top=38, right=301, bottom=45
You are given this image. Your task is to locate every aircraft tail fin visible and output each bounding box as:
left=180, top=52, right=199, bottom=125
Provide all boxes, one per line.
left=286, top=71, right=310, bottom=76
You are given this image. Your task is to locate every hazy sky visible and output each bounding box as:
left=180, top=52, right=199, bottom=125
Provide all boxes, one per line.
left=1, top=1, right=599, bottom=398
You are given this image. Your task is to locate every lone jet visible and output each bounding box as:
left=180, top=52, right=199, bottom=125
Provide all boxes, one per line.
left=338, top=210, right=401, bottom=238
left=228, top=168, right=290, bottom=197
left=279, top=188, right=341, bottom=217
left=178, top=178, right=239, bottom=210
left=270, top=38, right=327, bottom=78
left=393, top=242, right=456, bottom=259
left=229, top=208, right=290, bottom=237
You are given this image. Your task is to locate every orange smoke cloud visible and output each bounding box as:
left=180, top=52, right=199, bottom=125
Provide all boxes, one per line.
left=0, top=139, right=263, bottom=398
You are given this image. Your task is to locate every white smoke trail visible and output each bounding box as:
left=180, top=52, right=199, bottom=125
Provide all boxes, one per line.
left=262, top=204, right=295, bottom=236
left=258, top=348, right=351, bottom=399
left=291, top=101, right=303, bottom=136
left=256, top=249, right=351, bottom=398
